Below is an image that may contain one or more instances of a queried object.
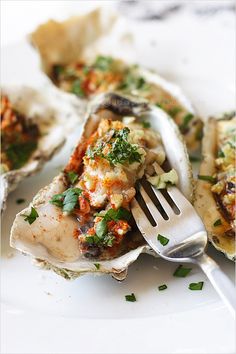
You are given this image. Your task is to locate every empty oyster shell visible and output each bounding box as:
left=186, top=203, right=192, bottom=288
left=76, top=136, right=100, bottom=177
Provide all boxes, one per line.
left=10, top=93, right=193, bottom=280
left=195, top=113, right=235, bottom=261
left=0, top=85, right=84, bottom=211
left=30, top=9, right=202, bottom=151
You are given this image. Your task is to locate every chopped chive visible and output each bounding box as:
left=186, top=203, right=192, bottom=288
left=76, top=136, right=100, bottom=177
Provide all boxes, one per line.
left=94, top=263, right=100, bottom=270
left=173, top=265, right=192, bottom=277
left=198, top=175, right=216, bottom=183
left=158, top=284, right=167, bottom=291
left=16, top=198, right=25, bottom=204
left=125, top=293, right=136, bottom=302
left=189, top=281, right=204, bottom=290
left=213, top=219, right=222, bottom=227
left=157, top=234, right=169, bottom=246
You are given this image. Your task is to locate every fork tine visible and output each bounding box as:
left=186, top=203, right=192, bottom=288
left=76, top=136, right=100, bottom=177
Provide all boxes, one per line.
left=150, top=186, right=175, bottom=217
left=131, top=198, right=154, bottom=236
left=139, top=185, right=164, bottom=222
left=167, top=186, right=193, bottom=210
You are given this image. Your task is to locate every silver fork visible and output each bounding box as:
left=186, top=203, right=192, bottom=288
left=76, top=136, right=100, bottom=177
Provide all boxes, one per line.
left=131, top=163, right=236, bottom=315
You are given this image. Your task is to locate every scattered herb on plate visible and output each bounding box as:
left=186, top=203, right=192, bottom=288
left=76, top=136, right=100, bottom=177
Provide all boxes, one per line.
left=125, top=293, right=137, bottom=302
left=158, top=284, right=168, bottom=291
left=198, top=175, right=216, bottom=183
left=189, top=281, right=204, bottom=290
left=94, top=263, right=100, bottom=270
left=173, top=265, right=192, bottom=277
left=213, top=219, right=222, bottom=227
left=16, top=198, right=25, bottom=204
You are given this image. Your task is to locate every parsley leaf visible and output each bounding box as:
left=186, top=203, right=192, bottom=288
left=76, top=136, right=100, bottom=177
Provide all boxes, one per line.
left=213, top=219, right=222, bottom=227
left=173, top=265, right=192, bottom=277
left=93, top=56, right=113, bottom=71
left=142, top=121, right=151, bottom=128
left=179, top=113, right=194, bottom=133
left=22, top=207, right=39, bottom=225
left=95, top=219, right=108, bottom=238
left=157, top=234, right=169, bottom=246
left=189, top=281, right=204, bottom=290
left=16, top=198, right=25, bottom=204
left=125, top=293, right=136, bottom=302
left=94, top=263, right=100, bottom=270
left=71, top=79, right=85, bottom=97
left=67, top=171, right=78, bottom=184
left=50, top=188, right=82, bottom=213
left=158, top=284, right=168, bottom=291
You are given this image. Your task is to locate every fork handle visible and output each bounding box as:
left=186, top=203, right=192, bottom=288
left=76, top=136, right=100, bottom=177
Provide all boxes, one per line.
left=195, top=253, right=236, bottom=316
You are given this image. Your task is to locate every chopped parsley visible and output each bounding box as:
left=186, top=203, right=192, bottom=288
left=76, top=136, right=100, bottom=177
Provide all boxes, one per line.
left=125, top=293, right=137, bottom=302
left=218, top=150, right=225, bottom=158
left=87, top=127, right=142, bottom=166
left=158, top=284, right=168, bottom=291
left=213, top=219, right=222, bottom=227
left=198, top=175, right=216, bottom=183
left=86, top=233, right=115, bottom=247
left=157, top=234, right=169, bottom=246
left=142, top=121, right=151, bottom=128
left=95, top=218, right=108, bottom=238
left=173, top=265, right=192, bottom=278
left=16, top=198, right=25, bottom=204
left=6, top=141, right=37, bottom=170
left=71, top=79, right=85, bottom=97
left=95, top=207, right=131, bottom=222
left=93, top=56, right=113, bottom=71
left=189, top=281, right=204, bottom=290
left=168, top=106, right=182, bottom=117
left=94, top=263, right=100, bottom=270
left=50, top=188, right=82, bottom=213
left=118, top=70, right=148, bottom=92
left=179, top=113, right=194, bottom=132
left=67, top=171, right=78, bottom=184
left=22, top=207, right=39, bottom=225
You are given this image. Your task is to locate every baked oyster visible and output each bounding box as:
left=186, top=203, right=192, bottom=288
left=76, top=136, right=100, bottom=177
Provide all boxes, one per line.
left=30, top=10, right=202, bottom=151
left=10, top=93, right=193, bottom=280
left=195, top=113, right=235, bottom=261
left=0, top=85, right=83, bottom=211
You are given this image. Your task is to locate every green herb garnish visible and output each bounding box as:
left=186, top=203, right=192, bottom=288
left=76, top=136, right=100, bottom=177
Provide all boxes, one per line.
left=93, top=56, right=113, bottom=71
left=50, top=188, right=82, bottom=213
left=118, top=71, right=148, bottom=92
left=6, top=141, right=37, bottom=170
left=142, top=121, right=151, bottom=128
left=158, top=284, right=168, bottom=291
left=16, top=198, right=25, bottom=204
left=213, top=219, right=222, bottom=227
left=67, top=171, right=78, bottom=184
left=218, top=150, right=225, bottom=158
left=157, top=234, right=169, bottom=246
left=95, top=207, right=131, bottom=222
left=173, top=265, right=192, bottom=278
left=168, top=106, right=182, bottom=117
left=71, top=79, right=85, bottom=97
left=95, top=218, right=108, bottom=238
left=189, top=281, right=204, bottom=290
left=94, top=263, right=100, bottom=270
left=125, top=293, right=137, bottom=302
left=22, top=207, right=39, bottom=225
left=179, top=113, right=194, bottom=132
left=198, top=175, right=216, bottom=183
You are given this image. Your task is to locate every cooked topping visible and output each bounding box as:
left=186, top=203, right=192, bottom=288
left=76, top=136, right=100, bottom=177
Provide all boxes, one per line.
left=22, top=207, right=39, bottom=225
left=173, top=265, right=192, bottom=277
left=125, top=293, right=137, bottom=302
left=1, top=95, right=39, bottom=171
left=148, top=168, right=178, bottom=189
left=211, top=118, right=236, bottom=224
left=157, top=234, right=169, bottom=246
left=50, top=116, right=166, bottom=259
left=52, top=55, right=201, bottom=146
left=188, top=281, right=204, bottom=290
left=158, top=284, right=168, bottom=291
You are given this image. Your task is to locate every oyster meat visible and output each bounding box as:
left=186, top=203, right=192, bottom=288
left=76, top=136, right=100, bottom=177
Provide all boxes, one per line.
left=10, top=93, right=193, bottom=280
left=30, top=10, right=202, bottom=151
left=195, top=113, right=235, bottom=261
left=0, top=85, right=84, bottom=211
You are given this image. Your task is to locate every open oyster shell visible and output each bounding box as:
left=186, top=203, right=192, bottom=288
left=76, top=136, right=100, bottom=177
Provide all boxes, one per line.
left=0, top=85, right=84, bottom=211
left=30, top=9, right=202, bottom=151
left=10, top=93, right=193, bottom=280
left=195, top=113, right=235, bottom=261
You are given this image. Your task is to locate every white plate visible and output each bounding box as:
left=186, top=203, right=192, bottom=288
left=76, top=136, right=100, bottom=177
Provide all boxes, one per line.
left=1, top=9, right=235, bottom=354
